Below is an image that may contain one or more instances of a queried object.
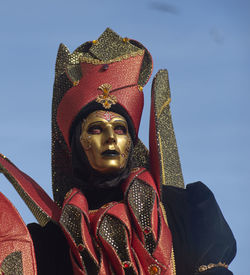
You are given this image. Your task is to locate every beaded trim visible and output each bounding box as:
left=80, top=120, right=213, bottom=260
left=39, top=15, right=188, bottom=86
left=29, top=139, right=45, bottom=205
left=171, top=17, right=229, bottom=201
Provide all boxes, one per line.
left=79, top=49, right=144, bottom=65
left=198, top=262, right=228, bottom=272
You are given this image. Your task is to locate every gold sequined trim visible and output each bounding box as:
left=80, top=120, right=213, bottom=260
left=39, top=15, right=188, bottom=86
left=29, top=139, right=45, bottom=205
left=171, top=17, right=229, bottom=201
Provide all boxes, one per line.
left=158, top=134, right=166, bottom=186
left=198, top=262, right=228, bottom=272
left=159, top=202, right=169, bottom=226
left=171, top=247, right=176, bottom=275
left=1, top=251, right=23, bottom=275
left=88, top=209, right=99, bottom=214
left=157, top=98, right=171, bottom=119
left=79, top=49, right=144, bottom=65
left=151, top=70, right=184, bottom=188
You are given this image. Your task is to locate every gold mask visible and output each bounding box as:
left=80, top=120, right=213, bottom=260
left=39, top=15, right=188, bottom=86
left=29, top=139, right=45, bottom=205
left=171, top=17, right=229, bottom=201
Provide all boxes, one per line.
left=80, top=110, right=132, bottom=174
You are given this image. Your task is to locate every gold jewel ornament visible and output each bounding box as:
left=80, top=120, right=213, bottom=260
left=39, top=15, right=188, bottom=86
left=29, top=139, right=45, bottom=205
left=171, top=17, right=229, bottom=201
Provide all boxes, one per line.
left=148, top=264, right=161, bottom=275
left=73, top=80, right=80, bottom=86
left=80, top=110, right=132, bottom=174
left=138, top=85, right=143, bottom=92
left=96, top=83, right=117, bottom=109
left=122, top=261, right=131, bottom=268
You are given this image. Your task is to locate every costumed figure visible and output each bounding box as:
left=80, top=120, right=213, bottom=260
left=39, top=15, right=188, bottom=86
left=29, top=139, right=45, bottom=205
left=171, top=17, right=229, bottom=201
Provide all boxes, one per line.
left=0, top=28, right=236, bottom=275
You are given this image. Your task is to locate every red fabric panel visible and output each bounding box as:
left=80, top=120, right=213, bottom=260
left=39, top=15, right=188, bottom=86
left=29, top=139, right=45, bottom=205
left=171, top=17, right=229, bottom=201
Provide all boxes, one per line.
left=57, top=54, right=144, bottom=148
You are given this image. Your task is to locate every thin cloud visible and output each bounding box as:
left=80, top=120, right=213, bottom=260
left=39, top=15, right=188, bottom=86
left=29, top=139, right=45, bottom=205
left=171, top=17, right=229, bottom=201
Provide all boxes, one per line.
left=210, top=27, right=225, bottom=45
left=149, top=2, right=180, bottom=15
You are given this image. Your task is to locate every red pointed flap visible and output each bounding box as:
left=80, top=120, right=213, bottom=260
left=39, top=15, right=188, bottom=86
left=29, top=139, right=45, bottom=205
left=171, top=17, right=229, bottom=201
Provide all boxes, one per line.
left=0, top=192, right=37, bottom=275
left=0, top=154, right=60, bottom=225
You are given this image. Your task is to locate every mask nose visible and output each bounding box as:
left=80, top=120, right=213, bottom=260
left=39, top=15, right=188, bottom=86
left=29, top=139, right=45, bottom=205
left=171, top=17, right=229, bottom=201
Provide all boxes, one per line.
left=104, top=125, right=116, bottom=144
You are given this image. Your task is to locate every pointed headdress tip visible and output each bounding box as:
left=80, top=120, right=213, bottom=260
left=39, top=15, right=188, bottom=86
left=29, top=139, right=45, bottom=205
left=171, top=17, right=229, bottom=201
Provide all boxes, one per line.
left=56, top=43, right=70, bottom=63
left=155, top=69, right=169, bottom=78
left=58, top=43, right=70, bottom=52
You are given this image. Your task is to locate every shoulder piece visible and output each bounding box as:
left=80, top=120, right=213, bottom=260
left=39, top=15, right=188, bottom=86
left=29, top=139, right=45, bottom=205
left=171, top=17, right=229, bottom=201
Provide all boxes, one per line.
left=0, top=154, right=60, bottom=226
left=149, top=69, right=184, bottom=195
left=161, top=182, right=236, bottom=274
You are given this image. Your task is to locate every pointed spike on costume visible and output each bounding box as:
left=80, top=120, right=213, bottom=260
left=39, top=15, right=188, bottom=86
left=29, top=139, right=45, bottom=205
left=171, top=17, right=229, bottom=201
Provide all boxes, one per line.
left=153, top=69, right=172, bottom=119
left=150, top=68, right=184, bottom=189
left=90, top=27, right=141, bottom=61
left=153, top=69, right=170, bottom=95
left=55, top=43, right=71, bottom=78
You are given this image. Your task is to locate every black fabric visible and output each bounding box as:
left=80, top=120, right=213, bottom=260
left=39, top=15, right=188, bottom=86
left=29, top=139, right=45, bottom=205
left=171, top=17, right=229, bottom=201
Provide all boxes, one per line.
left=162, top=182, right=236, bottom=275
left=27, top=221, right=73, bottom=275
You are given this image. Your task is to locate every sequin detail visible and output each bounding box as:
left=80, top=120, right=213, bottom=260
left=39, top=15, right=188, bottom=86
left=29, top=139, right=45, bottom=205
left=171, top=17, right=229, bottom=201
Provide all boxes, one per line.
left=60, top=204, right=99, bottom=274
left=79, top=50, right=144, bottom=65
left=1, top=251, right=23, bottom=275
left=90, top=28, right=141, bottom=62
left=127, top=178, right=157, bottom=254
left=60, top=204, right=82, bottom=244
left=131, top=139, right=149, bottom=169
left=151, top=70, right=184, bottom=188
left=98, top=214, right=137, bottom=275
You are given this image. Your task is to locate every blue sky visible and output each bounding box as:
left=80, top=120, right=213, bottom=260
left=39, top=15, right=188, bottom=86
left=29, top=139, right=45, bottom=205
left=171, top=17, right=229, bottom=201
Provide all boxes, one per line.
left=0, top=0, right=249, bottom=274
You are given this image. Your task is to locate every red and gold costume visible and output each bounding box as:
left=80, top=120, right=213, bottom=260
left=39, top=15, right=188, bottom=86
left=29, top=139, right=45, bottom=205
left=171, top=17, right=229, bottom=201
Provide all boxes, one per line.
left=0, top=29, right=236, bottom=275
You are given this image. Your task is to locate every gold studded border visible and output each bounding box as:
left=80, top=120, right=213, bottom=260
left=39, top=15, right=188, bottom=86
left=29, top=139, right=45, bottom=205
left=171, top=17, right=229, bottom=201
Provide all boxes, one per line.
left=79, top=49, right=145, bottom=65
